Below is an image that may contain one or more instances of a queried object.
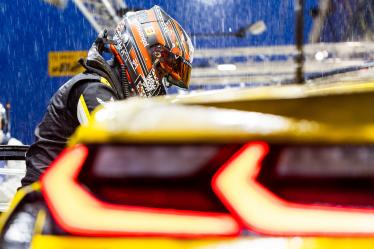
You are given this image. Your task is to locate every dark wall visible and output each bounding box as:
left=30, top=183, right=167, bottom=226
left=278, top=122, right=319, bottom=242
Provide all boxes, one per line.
left=0, top=0, right=317, bottom=144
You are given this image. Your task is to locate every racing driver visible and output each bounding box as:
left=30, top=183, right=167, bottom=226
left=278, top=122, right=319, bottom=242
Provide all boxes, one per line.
left=22, top=5, right=194, bottom=186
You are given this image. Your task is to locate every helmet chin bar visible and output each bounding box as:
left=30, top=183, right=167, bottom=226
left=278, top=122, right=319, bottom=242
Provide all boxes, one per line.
left=161, top=77, right=172, bottom=88
left=163, top=75, right=187, bottom=89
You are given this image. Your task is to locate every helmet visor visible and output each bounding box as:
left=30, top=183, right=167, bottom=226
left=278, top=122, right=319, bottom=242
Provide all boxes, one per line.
left=155, top=47, right=192, bottom=89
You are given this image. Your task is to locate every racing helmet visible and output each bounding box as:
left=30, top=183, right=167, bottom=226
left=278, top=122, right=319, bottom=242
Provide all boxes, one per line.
left=111, top=5, right=194, bottom=97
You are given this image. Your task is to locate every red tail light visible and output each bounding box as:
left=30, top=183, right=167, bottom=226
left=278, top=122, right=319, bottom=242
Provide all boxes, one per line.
left=42, top=142, right=374, bottom=237
left=212, top=142, right=374, bottom=236
left=41, top=145, right=240, bottom=237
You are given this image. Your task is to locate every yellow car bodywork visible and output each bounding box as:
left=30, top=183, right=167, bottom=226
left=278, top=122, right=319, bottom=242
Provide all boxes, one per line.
left=71, top=80, right=374, bottom=145
left=3, top=80, right=374, bottom=249
left=29, top=236, right=374, bottom=249
left=10, top=185, right=367, bottom=249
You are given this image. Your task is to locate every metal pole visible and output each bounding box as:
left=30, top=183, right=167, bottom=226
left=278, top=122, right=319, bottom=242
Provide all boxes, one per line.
left=295, top=0, right=305, bottom=84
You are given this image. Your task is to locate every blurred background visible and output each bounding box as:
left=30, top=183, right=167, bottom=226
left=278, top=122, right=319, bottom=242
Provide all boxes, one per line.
left=0, top=0, right=373, bottom=144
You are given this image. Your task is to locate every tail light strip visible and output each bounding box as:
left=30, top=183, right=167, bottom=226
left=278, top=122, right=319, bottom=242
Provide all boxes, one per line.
left=41, top=145, right=240, bottom=237
left=212, top=142, right=374, bottom=236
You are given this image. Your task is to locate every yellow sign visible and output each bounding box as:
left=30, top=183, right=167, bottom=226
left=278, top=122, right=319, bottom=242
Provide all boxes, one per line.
left=48, top=51, right=87, bottom=77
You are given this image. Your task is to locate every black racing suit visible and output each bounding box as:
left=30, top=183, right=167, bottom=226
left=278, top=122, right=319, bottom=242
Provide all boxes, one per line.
left=21, top=73, right=118, bottom=186
left=22, top=42, right=126, bottom=186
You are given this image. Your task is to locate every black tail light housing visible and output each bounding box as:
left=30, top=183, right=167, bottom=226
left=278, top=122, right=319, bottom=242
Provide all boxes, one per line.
left=41, top=142, right=374, bottom=237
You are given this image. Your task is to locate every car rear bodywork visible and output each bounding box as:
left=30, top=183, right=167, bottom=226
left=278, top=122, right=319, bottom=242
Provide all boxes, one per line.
left=2, top=81, right=374, bottom=248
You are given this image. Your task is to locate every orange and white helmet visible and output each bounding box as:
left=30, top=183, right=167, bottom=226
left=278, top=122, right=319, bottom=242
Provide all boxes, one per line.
left=111, top=5, right=194, bottom=97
